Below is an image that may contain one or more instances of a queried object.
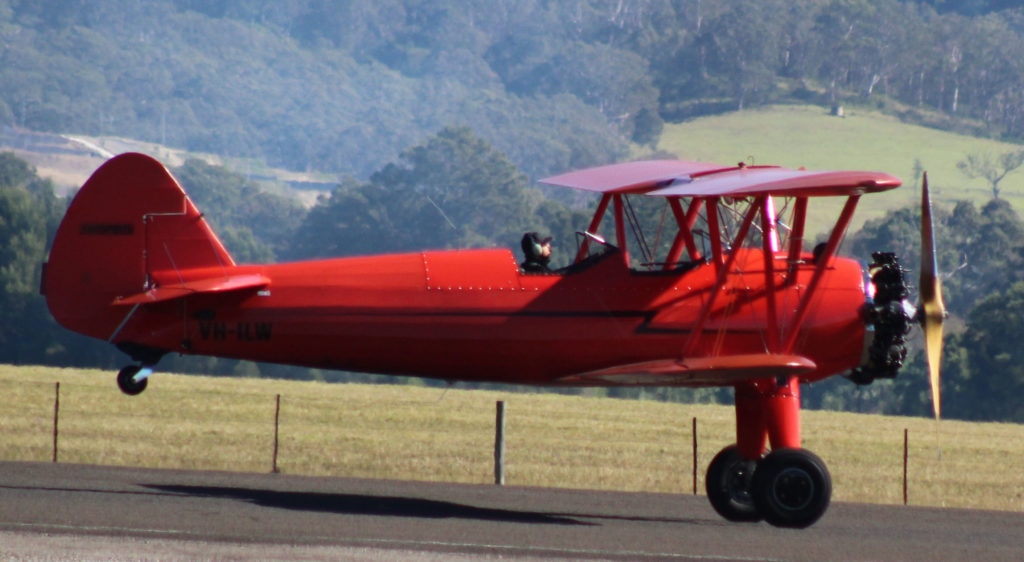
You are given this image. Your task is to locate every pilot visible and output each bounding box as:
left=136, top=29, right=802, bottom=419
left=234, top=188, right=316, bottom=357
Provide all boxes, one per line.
left=520, top=232, right=553, bottom=273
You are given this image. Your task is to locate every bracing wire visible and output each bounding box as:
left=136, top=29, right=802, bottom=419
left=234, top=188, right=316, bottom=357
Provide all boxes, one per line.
left=622, top=195, right=655, bottom=266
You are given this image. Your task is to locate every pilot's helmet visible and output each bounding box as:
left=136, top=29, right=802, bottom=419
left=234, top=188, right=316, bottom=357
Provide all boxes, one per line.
left=521, top=232, right=552, bottom=260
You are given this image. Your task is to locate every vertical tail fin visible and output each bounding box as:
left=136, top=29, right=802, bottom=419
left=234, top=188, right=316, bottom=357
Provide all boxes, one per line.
left=44, top=153, right=234, bottom=341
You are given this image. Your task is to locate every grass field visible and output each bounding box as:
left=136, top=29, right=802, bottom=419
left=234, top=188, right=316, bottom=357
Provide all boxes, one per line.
left=1, top=364, right=1021, bottom=512
left=657, top=104, right=1024, bottom=235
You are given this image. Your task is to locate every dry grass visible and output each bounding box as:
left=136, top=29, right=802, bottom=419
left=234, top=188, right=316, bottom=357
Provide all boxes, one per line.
left=1, top=365, right=1021, bottom=512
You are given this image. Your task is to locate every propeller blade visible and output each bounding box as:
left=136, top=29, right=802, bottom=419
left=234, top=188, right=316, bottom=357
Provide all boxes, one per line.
left=919, top=172, right=946, bottom=420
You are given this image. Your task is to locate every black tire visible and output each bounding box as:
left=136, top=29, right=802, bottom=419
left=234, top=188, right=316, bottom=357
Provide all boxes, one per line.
left=117, top=365, right=148, bottom=396
left=752, top=448, right=831, bottom=528
left=705, top=445, right=762, bottom=522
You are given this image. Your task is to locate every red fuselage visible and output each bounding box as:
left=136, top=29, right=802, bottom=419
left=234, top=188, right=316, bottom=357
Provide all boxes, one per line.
left=118, top=247, right=868, bottom=386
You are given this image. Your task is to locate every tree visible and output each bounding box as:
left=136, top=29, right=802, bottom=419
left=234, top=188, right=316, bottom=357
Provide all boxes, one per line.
left=288, top=177, right=410, bottom=259
left=371, top=126, right=535, bottom=249
left=0, top=152, right=35, bottom=188
left=291, top=126, right=544, bottom=260
left=173, top=160, right=305, bottom=263
left=697, top=0, right=787, bottom=110
left=956, top=198, right=1024, bottom=301
left=956, top=150, right=1024, bottom=199
left=955, top=282, right=1024, bottom=421
left=0, top=153, right=67, bottom=363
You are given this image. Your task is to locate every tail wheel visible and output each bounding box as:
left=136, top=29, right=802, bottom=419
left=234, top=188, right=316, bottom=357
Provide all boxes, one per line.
left=117, top=365, right=148, bottom=396
left=752, top=448, right=831, bottom=528
left=705, top=445, right=762, bottom=522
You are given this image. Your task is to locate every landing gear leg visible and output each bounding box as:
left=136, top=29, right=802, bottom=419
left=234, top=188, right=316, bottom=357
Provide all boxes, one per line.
left=116, top=365, right=151, bottom=396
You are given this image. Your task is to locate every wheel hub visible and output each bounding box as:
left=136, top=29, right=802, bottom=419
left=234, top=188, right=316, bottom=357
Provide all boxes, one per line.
left=726, top=464, right=754, bottom=506
left=769, top=467, right=815, bottom=511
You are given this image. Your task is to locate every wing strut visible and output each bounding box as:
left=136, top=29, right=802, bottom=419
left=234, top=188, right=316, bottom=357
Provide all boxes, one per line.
left=784, top=197, right=809, bottom=281
left=665, top=198, right=704, bottom=269
left=613, top=194, right=629, bottom=266
left=759, top=196, right=781, bottom=351
left=575, top=194, right=612, bottom=264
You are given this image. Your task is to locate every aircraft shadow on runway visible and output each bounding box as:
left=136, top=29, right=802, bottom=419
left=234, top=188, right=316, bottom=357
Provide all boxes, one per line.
left=144, top=484, right=596, bottom=526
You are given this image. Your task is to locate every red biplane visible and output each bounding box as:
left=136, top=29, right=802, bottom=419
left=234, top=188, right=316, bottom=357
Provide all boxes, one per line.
left=43, top=154, right=944, bottom=528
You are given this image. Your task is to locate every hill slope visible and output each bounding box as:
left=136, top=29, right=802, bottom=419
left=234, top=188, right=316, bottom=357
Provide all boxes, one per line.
left=657, top=105, right=1024, bottom=233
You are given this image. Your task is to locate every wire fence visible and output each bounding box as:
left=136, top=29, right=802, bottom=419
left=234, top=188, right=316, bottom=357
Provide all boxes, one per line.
left=1, top=371, right=1021, bottom=512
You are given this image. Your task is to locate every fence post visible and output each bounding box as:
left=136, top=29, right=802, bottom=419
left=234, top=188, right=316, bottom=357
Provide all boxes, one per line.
left=272, top=394, right=281, bottom=474
left=495, top=400, right=506, bottom=485
left=903, top=428, right=909, bottom=506
left=52, top=382, right=60, bottom=463
left=692, top=416, right=698, bottom=494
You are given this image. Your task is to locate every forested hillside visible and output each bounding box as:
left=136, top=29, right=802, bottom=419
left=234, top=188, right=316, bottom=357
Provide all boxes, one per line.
left=5, top=0, right=1024, bottom=180
left=5, top=0, right=1024, bottom=422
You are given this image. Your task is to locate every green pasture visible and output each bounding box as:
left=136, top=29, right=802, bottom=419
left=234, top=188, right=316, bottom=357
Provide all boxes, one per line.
left=657, top=104, right=1024, bottom=236
left=1, top=365, right=1021, bottom=512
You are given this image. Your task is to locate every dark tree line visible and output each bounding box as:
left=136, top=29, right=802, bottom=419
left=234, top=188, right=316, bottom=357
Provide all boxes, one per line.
left=800, top=188, right=1024, bottom=421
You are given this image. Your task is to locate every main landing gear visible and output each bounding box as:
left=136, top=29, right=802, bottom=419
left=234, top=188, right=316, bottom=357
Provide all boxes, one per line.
left=706, top=444, right=831, bottom=528
left=705, top=378, right=832, bottom=528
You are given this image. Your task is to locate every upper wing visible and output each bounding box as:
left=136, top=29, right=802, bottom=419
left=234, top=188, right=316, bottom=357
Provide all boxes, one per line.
left=555, top=354, right=817, bottom=387
left=540, top=160, right=901, bottom=197
left=539, top=160, right=730, bottom=193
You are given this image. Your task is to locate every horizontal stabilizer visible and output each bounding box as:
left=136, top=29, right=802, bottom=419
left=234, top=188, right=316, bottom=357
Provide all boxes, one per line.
left=557, top=354, right=817, bottom=387
left=113, top=274, right=270, bottom=305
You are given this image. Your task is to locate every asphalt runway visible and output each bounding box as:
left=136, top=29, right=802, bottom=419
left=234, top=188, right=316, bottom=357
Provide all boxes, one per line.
left=0, top=462, right=1020, bottom=561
